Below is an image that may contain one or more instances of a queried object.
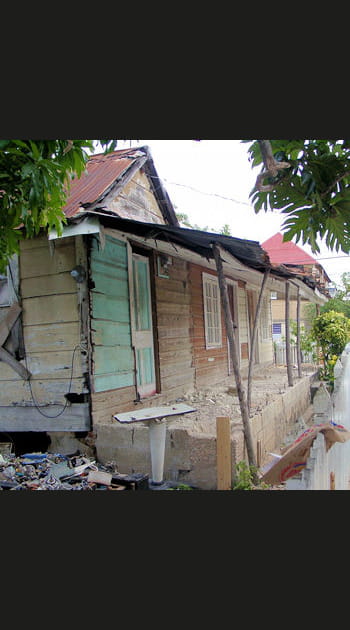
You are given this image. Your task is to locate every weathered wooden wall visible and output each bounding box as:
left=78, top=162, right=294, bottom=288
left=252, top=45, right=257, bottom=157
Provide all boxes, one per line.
left=0, top=234, right=90, bottom=431
left=155, top=255, right=195, bottom=399
left=189, top=264, right=229, bottom=389
left=89, top=234, right=134, bottom=393
left=100, top=170, right=164, bottom=224
left=91, top=246, right=196, bottom=423
left=237, top=283, right=249, bottom=370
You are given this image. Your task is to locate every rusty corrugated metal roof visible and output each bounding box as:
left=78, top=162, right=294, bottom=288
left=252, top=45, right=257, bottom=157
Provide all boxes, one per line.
left=62, top=147, right=148, bottom=218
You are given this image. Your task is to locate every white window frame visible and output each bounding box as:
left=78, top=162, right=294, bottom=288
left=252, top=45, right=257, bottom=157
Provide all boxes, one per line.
left=202, top=272, right=222, bottom=349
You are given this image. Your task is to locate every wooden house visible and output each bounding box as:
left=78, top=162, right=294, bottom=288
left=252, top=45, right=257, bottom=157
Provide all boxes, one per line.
left=0, top=147, right=328, bottom=472
left=261, top=233, right=332, bottom=342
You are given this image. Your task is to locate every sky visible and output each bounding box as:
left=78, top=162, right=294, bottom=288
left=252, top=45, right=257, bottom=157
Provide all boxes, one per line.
left=114, top=139, right=350, bottom=287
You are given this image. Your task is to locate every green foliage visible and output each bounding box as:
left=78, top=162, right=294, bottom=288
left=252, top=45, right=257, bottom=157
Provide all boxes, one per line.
left=321, top=272, right=350, bottom=318
left=232, top=460, right=270, bottom=490
left=243, top=140, right=350, bottom=255
left=175, top=212, right=231, bottom=236
left=310, top=310, right=350, bottom=387
left=220, top=223, right=232, bottom=236
left=0, top=139, right=116, bottom=273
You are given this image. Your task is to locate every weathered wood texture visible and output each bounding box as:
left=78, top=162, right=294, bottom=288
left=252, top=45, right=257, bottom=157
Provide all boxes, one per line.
left=91, top=255, right=196, bottom=424
left=155, top=257, right=195, bottom=396
left=90, top=234, right=134, bottom=393
left=100, top=170, right=164, bottom=224
left=0, top=403, right=90, bottom=432
left=0, top=235, right=88, bottom=431
left=189, top=264, right=229, bottom=389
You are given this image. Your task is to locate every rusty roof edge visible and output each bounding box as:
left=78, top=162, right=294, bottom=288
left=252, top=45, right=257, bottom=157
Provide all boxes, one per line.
left=141, top=146, right=179, bottom=226
left=82, top=150, right=148, bottom=212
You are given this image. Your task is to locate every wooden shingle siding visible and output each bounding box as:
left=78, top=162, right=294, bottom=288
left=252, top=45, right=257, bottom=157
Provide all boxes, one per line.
left=90, top=234, right=134, bottom=392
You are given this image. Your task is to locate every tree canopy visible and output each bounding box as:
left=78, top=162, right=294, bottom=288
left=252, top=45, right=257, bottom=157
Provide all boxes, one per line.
left=0, top=139, right=117, bottom=272
left=245, top=140, right=350, bottom=255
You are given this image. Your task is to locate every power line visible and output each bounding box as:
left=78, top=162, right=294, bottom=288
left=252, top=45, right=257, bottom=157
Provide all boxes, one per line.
left=163, top=178, right=253, bottom=207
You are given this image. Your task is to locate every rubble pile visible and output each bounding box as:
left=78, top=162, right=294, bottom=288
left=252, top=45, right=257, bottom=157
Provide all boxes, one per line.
left=0, top=449, right=149, bottom=490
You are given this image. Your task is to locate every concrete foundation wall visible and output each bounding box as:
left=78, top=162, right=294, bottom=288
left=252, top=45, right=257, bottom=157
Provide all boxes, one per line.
left=94, top=373, right=315, bottom=490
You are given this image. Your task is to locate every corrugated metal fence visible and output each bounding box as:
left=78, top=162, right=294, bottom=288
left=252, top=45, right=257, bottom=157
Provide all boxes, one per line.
left=286, top=343, right=350, bottom=490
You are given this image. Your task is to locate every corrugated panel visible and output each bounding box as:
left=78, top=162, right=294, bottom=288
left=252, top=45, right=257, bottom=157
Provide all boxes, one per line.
left=62, top=149, right=144, bottom=218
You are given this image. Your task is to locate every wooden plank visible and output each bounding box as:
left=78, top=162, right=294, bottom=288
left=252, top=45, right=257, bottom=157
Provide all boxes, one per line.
left=93, top=345, right=134, bottom=375
left=23, top=322, right=80, bottom=353
left=160, top=370, right=195, bottom=391
left=25, top=349, right=84, bottom=379
left=156, top=302, right=191, bottom=316
left=20, top=242, right=75, bottom=278
left=22, top=294, right=79, bottom=326
left=0, top=377, right=87, bottom=405
left=21, top=272, right=76, bottom=298
left=93, top=372, right=134, bottom=392
left=0, top=403, right=91, bottom=432
left=91, top=386, right=135, bottom=412
left=91, top=321, right=131, bottom=347
left=20, top=234, right=50, bottom=250
left=0, top=302, right=22, bottom=346
left=91, top=293, right=130, bottom=322
left=216, top=416, right=232, bottom=490
left=0, top=347, right=31, bottom=380
left=159, top=361, right=194, bottom=378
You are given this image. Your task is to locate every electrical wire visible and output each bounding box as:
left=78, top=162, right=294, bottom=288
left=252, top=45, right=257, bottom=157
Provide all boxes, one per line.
left=23, top=343, right=86, bottom=418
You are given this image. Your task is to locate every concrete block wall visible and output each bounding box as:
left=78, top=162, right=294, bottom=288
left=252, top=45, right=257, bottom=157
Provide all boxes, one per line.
left=95, top=373, right=315, bottom=490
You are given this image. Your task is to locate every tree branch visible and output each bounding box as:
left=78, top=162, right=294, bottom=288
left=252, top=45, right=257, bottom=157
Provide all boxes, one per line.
left=255, top=140, right=290, bottom=192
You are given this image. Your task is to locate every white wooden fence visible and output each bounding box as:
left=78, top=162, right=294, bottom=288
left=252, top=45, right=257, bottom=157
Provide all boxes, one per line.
left=274, top=343, right=315, bottom=366
left=286, top=343, right=350, bottom=490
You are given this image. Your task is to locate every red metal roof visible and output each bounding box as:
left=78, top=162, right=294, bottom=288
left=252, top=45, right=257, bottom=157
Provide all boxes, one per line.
left=261, top=232, right=316, bottom=266
left=62, top=147, right=146, bottom=218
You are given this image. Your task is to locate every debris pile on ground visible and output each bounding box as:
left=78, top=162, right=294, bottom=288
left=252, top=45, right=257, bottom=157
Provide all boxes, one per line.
left=0, top=449, right=149, bottom=491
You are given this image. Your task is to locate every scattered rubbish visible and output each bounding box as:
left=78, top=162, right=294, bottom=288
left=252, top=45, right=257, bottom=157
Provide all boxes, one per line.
left=0, top=450, right=149, bottom=491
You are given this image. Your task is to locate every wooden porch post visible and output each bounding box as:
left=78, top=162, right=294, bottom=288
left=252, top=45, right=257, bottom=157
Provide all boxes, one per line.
left=212, top=244, right=257, bottom=476
left=247, top=268, right=270, bottom=416
left=296, top=286, right=302, bottom=378
left=285, top=281, right=293, bottom=386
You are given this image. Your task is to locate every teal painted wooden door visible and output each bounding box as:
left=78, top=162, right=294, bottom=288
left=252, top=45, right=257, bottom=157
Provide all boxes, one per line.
left=132, top=253, right=156, bottom=397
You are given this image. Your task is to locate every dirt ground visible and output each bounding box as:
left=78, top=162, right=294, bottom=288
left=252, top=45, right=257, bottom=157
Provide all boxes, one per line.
left=169, top=363, right=317, bottom=490
left=170, top=363, right=317, bottom=437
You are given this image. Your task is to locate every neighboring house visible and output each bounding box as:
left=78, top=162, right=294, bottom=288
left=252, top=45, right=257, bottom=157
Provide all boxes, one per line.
left=261, top=232, right=332, bottom=342
left=0, top=147, right=329, bottom=481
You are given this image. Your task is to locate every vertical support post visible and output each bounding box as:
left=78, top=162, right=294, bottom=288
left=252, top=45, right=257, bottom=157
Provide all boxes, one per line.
left=149, top=419, right=167, bottom=484
left=216, top=416, right=232, bottom=490
left=256, top=440, right=262, bottom=468
left=285, top=281, right=293, bottom=386
left=296, top=286, right=302, bottom=378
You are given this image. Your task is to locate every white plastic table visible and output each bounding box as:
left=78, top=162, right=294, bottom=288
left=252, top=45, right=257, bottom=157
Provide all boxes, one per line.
left=114, top=403, right=196, bottom=485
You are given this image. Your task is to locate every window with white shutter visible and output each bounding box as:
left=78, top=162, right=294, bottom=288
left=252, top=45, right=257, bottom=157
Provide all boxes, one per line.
left=202, top=273, right=222, bottom=349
